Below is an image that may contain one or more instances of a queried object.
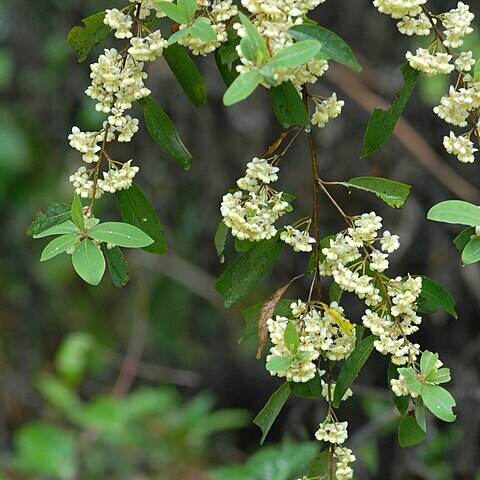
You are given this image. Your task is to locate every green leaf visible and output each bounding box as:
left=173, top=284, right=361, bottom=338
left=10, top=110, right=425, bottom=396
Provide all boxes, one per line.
left=104, top=246, right=130, bottom=287
left=333, top=335, right=375, bottom=408
left=190, top=18, right=217, bottom=42
left=387, top=362, right=409, bottom=416
left=454, top=227, right=476, bottom=252
left=420, top=384, right=456, bottom=422
left=308, top=449, right=330, bottom=478
left=71, top=194, right=85, bottom=230
left=13, top=422, right=76, bottom=477
left=289, top=24, right=361, bottom=72
left=428, top=200, right=480, bottom=227
left=223, top=70, right=261, bottom=106
left=427, top=368, right=451, bottom=385
left=266, top=355, right=293, bottom=372
left=284, top=321, right=299, bottom=354
left=475, top=59, right=480, bottom=81
left=338, top=176, right=411, bottom=208
left=239, top=299, right=294, bottom=344
left=462, top=236, right=480, bottom=264
left=115, top=182, right=167, bottom=255
left=238, top=12, right=267, bottom=64
left=139, top=96, right=192, bottom=170
left=72, top=239, right=106, bottom=285
left=164, top=44, right=207, bottom=106
left=269, top=40, right=321, bottom=69
left=214, top=235, right=284, bottom=307
left=398, top=414, right=426, bottom=447
left=269, top=81, right=309, bottom=128
left=253, top=382, right=291, bottom=444
left=88, top=222, right=154, bottom=248
left=361, top=63, right=419, bottom=157
left=67, top=11, right=110, bottom=62
left=235, top=237, right=255, bottom=252
left=329, top=281, right=343, bottom=303
left=178, top=0, right=197, bottom=21
left=157, top=2, right=189, bottom=23
left=27, top=203, right=71, bottom=237
left=397, top=367, right=422, bottom=395
left=415, top=404, right=427, bottom=432
left=215, top=220, right=229, bottom=260
left=355, top=324, right=366, bottom=346
left=295, top=351, right=314, bottom=361
left=416, top=276, right=457, bottom=319
left=40, top=234, right=80, bottom=262
left=420, top=350, right=439, bottom=378
left=168, top=27, right=190, bottom=45
left=290, top=372, right=323, bottom=399
left=85, top=217, right=100, bottom=229
left=33, top=220, right=79, bottom=239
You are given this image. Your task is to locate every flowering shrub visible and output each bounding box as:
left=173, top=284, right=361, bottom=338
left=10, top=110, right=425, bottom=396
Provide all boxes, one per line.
left=27, top=0, right=480, bottom=477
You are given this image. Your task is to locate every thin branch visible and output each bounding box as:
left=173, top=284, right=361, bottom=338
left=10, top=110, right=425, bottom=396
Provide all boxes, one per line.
left=303, top=88, right=322, bottom=300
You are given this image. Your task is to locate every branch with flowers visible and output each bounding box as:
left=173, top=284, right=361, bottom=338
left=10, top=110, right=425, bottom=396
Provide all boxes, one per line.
left=27, top=0, right=475, bottom=478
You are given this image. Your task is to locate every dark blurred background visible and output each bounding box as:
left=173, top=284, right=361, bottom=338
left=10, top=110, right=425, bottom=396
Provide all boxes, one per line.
left=1, top=0, right=480, bottom=478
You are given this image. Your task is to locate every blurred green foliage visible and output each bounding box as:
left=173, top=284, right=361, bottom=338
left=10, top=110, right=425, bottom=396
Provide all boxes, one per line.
left=3, top=333, right=250, bottom=479
left=1, top=1, right=480, bottom=479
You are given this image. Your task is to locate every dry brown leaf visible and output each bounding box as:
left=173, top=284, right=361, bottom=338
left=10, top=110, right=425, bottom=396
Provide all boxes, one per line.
left=256, top=274, right=304, bottom=359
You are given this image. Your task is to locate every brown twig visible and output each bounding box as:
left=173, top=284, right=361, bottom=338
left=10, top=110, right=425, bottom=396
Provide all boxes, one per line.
left=303, top=89, right=322, bottom=300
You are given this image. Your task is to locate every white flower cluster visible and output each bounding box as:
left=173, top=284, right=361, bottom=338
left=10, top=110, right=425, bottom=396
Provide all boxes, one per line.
left=176, top=0, right=238, bottom=55
left=373, top=0, right=426, bottom=19
left=443, top=131, right=478, bottom=163
left=440, top=2, right=474, bottom=48
left=397, top=13, right=432, bottom=36
left=235, top=0, right=329, bottom=87
left=374, top=1, right=479, bottom=164
left=68, top=5, right=173, bottom=199
left=280, top=225, right=316, bottom=252
left=266, top=301, right=356, bottom=383
left=321, top=380, right=353, bottom=402
left=315, top=420, right=349, bottom=444
left=69, top=166, right=102, bottom=199
left=334, top=447, right=356, bottom=480
left=104, top=8, right=133, bottom=39
left=221, top=157, right=289, bottom=241
left=405, top=49, right=454, bottom=75
left=98, top=161, right=140, bottom=193
left=311, top=93, right=345, bottom=128
left=320, top=213, right=422, bottom=365
left=365, top=276, right=422, bottom=365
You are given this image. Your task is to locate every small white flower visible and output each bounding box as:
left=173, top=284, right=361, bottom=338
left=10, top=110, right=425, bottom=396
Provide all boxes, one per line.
left=443, top=131, right=477, bottom=163
left=455, top=51, right=476, bottom=72
left=380, top=231, right=400, bottom=253
left=311, top=93, right=344, bottom=128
